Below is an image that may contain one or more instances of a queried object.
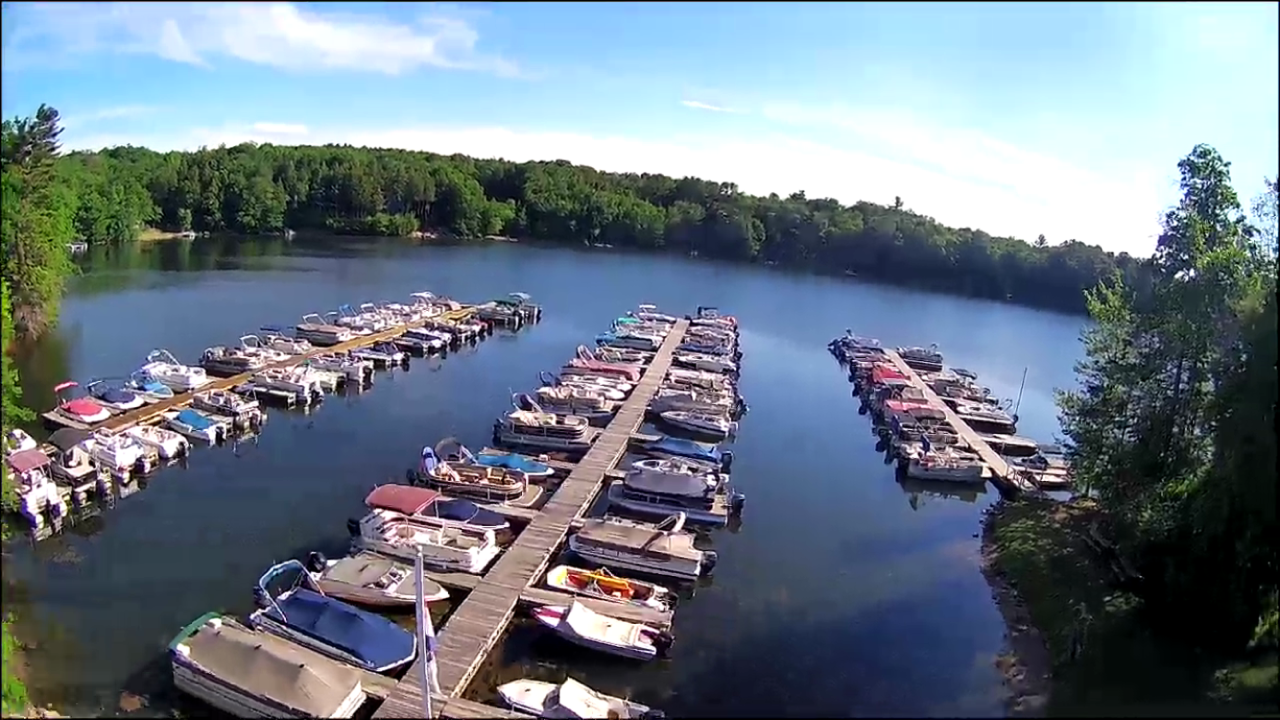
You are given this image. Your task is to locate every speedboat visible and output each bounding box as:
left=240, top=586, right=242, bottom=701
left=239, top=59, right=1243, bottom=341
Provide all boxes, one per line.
left=86, top=379, right=146, bottom=412
left=564, top=346, right=643, bottom=382
left=124, top=370, right=175, bottom=402
left=631, top=304, right=678, bottom=324
left=633, top=434, right=732, bottom=471
left=658, top=410, right=737, bottom=440
left=249, top=561, right=417, bottom=674
left=124, top=424, right=189, bottom=460
left=498, top=677, right=665, bottom=720
left=163, top=408, right=226, bottom=444
left=303, top=551, right=449, bottom=609
left=168, top=613, right=368, bottom=719
left=141, top=349, right=211, bottom=392
left=595, top=330, right=662, bottom=352
left=531, top=601, right=671, bottom=661
left=545, top=565, right=674, bottom=613
left=358, top=484, right=510, bottom=533
left=411, top=447, right=528, bottom=503
left=52, top=381, right=113, bottom=425
left=434, top=437, right=554, bottom=479
left=331, top=304, right=387, bottom=334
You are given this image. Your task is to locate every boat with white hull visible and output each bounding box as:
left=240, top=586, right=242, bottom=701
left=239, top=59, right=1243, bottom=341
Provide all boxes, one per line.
left=125, top=424, right=189, bottom=460
left=498, top=677, right=664, bottom=720
left=351, top=512, right=502, bottom=574
left=532, top=601, right=671, bottom=661
left=296, top=314, right=355, bottom=347
left=308, top=353, right=373, bottom=384
left=494, top=408, right=599, bottom=453
left=658, top=410, right=737, bottom=439
left=303, top=551, right=449, bottom=608
left=141, top=349, right=211, bottom=392
left=569, top=513, right=715, bottom=581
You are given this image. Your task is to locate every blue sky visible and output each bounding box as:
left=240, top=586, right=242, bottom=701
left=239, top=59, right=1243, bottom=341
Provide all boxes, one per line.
left=2, top=2, right=1276, bottom=255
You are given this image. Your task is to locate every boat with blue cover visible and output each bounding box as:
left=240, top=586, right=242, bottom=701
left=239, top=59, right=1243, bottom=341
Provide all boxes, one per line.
left=124, top=370, right=175, bottom=402
left=249, top=560, right=417, bottom=674
left=163, top=408, right=226, bottom=444
left=86, top=378, right=146, bottom=412
left=633, top=435, right=733, bottom=472
left=434, top=436, right=554, bottom=479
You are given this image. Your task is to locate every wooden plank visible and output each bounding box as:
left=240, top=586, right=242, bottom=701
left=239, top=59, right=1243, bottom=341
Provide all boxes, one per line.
left=373, top=319, right=689, bottom=717
left=441, top=697, right=535, bottom=720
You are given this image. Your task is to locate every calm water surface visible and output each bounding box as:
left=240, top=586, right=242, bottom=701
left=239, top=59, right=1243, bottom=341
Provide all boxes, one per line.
left=3, top=238, right=1085, bottom=717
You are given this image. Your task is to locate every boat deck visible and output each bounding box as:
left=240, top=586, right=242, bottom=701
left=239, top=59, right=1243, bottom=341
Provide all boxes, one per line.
left=881, top=349, right=1036, bottom=494
left=372, top=319, right=690, bottom=718
left=42, top=307, right=479, bottom=435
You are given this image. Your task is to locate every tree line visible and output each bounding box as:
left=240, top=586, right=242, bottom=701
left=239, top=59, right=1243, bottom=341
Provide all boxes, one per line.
left=45, top=112, right=1161, bottom=315
left=1058, top=147, right=1276, bottom=665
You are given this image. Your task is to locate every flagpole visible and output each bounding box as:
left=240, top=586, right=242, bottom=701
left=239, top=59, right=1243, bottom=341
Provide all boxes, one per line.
left=415, top=551, right=441, bottom=717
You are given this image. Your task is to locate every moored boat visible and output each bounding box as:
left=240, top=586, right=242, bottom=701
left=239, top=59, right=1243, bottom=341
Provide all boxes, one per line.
left=657, top=409, right=737, bottom=440
left=140, top=349, right=211, bottom=392
left=51, top=381, right=112, bottom=426
left=86, top=379, right=146, bottom=412
left=359, top=483, right=510, bottom=533
left=303, top=550, right=449, bottom=608
left=411, top=448, right=528, bottom=502
left=633, top=434, right=733, bottom=471
left=531, top=601, right=672, bottom=660
left=350, top=511, right=502, bottom=574
left=568, top=513, right=715, bottom=581
left=435, top=437, right=554, bottom=479
left=163, top=408, right=227, bottom=444
left=494, top=409, right=598, bottom=454
left=545, top=565, right=675, bottom=613
left=498, top=677, right=665, bottom=720
left=124, top=424, right=189, bottom=460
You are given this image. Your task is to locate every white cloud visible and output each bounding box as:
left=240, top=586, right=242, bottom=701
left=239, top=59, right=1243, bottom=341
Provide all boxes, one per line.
left=63, top=113, right=1163, bottom=255
left=681, top=100, right=744, bottom=114
left=7, top=2, right=517, bottom=76
left=251, top=122, right=308, bottom=136
left=60, top=105, right=158, bottom=129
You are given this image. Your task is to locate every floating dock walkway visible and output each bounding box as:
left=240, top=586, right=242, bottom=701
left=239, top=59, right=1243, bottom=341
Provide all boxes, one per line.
left=43, top=307, right=481, bottom=435
left=880, top=349, right=1035, bottom=494
left=373, top=319, right=690, bottom=719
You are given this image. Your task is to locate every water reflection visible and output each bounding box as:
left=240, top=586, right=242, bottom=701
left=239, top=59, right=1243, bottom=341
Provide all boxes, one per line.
left=899, top=477, right=989, bottom=508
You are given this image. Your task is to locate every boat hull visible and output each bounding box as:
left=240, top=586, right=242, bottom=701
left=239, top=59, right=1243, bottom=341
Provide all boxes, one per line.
left=567, top=535, right=706, bottom=581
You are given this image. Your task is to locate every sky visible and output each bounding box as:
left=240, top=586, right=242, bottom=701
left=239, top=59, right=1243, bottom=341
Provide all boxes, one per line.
left=1, top=1, right=1276, bottom=256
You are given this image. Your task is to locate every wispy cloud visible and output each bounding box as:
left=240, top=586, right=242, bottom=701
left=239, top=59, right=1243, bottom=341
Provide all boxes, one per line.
left=60, top=105, right=159, bottom=129
left=681, top=99, right=745, bottom=114
left=5, top=2, right=519, bottom=77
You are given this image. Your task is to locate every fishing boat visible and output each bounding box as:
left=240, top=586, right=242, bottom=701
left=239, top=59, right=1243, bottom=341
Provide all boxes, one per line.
left=569, top=513, right=715, bottom=581
left=124, top=369, right=175, bottom=402
left=5, top=449, right=67, bottom=531
left=200, top=346, right=269, bottom=377
left=51, top=381, right=112, bottom=426
left=308, top=353, right=373, bottom=384
left=169, top=613, right=368, bottom=719
left=85, top=379, right=146, bottom=412
left=249, top=560, right=417, bottom=674
left=351, top=342, right=405, bottom=367
left=349, top=511, right=502, bottom=574
left=435, top=437, right=554, bottom=479
left=545, top=565, right=675, bottom=612
left=192, top=388, right=260, bottom=417
left=657, top=410, right=737, bottom=440
left=359, top=484, right=510, bottom=533
left=494, top=409, right=598, bottom=453
left=498, top=677, right=664, bottom=720
left=163, top=408, right=227, bottom=444
left=296, top=313, right=355, bottom=347
left=531, top=601, right=672, bottom=661
left=411, top=447, right=527, bottom=502
left=522, top=389, right=616, bottom=423
left=140, top=349, right=212, bottom=392
left=302, top=551, right=449, bottom=608
left=124, top=424, right=189, bottom=460
left=633, top=434, right=733, bottom=471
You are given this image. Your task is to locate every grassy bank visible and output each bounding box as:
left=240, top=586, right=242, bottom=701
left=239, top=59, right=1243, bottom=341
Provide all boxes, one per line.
left=983, top=497, right=1278, bottom=716
left=2, top=619, right=28, bottom=716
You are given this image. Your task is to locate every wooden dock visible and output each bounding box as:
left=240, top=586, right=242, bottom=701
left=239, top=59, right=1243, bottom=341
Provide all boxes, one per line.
left=373, top=320, right=690, bottom=718
left=42, top=307, right=480, bottom=435
left=880, top=349, right=1035, bottom=493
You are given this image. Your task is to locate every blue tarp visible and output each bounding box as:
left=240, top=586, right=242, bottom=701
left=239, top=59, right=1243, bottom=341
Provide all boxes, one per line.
left=267, top=588, right=415, bottom=672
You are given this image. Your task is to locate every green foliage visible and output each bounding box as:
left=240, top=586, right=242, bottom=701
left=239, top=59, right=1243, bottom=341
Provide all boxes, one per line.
left=1, top=620, right=27, bottom=716
left=1057, top=145, right=1278, bottom=653
left=53, top=142, right=1155, bottom=315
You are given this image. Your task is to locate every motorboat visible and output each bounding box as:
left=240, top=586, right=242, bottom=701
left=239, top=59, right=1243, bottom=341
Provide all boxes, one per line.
left=595, top=330, right=662, bottom=352
left=494, top=409, right=597, bottom=453
left=545, top=565, right=675, bottom=613
left=531, top=601, right=671, bottom=661
left=52, top=381, right=112, bottom=426
left=593, top=347, right=652, bottom=365
left=89, top=431, right=156, bottom=477
left=573, top=345, right=645, bottom=376
left=44, top=428, right=96, bottom=484
left=393, top=327, right=447, bottom=354
left=693, top=305, right=736, bottom=327
left=631, top=304, right=678, bottom=324
left=411, top=448, right=528, bottom=503
left=678, top=339, right=734, bottom=357
left=295, top=313, right=355, bottom=347
left=253, top=367, right=323, bottom=399
left=897, top=344, right=944, bottom=372
left=521, top=390, right=615, bottom=423
left=673, top=351, right=736, bottom=375
left=648, top=387, right=736, bottom=416
left=547, top=371, right=630, bottom=400
left=5, top=449, right=67, bottom=531
left=200, top=346, right=269, bottom=377
left=124, top=370, right=175, bottom=402
left=434, top=437, right=555, bottom=480
left=666, top=367, right=734, bottom=391
left=259, top=329, right=314, bottom=356
left=169, top=613, right=367, bottom=719
left=658, top=410, right=737, bottom=440
left=564, top=353, right=643, bottom=382
left=308, top=353, right=373, bottom=384
left=140, top=349, right=211, bottom=392
left=332, top=304, right=388, bottom=334
left=633, top=434, right=732, bottom=471
left=359, top=484, right=510, bottom=533
left=125, top=424, right=189, bottom=460
left=302, top=551, right=449, bottom=608
left=351, top=342, right=405, bottom=367
left=163, top=408, right=227, bottom=444
left=4, top=428, right=38, bottom=455
left=236, top=335, right=291, bottom=365
left=608, top=469, right=745, bottom=526
left=192, top=388, right=260, bottom=418
left=349, top=511, right=502, bottom=574
left=85, top=379, right=146, bottom=412
left=249, top=560, right=417, bottom=674
left=498, top=677, right=664, bottom=720
left=568, top=513, right=715, bottom=581
left=905, top=451, right=986, bottom=483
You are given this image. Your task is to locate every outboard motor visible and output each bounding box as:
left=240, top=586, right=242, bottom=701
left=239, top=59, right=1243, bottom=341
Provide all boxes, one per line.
left=729, top=490, right=746, bottom=516
left=640, top=710, right=668, bottom=720
left=719, top=450, right=734, bottom=473
left=305, top=551, right=328, bottom=573
left=346, top=517, right=361, bottom=537
left=252, top=586, right=271, bottom=609
left=700, top=550, right=719, bottom=575
left=653, top=630, right=676, bottom=658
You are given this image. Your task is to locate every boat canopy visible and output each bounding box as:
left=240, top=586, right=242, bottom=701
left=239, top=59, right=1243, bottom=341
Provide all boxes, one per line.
left=6, top=448, right=50, bottom=475
left=871, top=365, right=907, bottom=383
left=176, top=409, right=214, bottom=430
left=365, top=484, right=440, bottom=516
left=47, top=428, right=91, bottom=451
left=433, top=436, right=475, bottom=462
left=641, top=435, right=721, bottom=462
left=624, top=469, right=714, bottom=498
left=263, top=587, right=417, bottom=672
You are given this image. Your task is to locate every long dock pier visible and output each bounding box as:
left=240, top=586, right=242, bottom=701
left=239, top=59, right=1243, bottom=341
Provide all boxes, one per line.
left=45, top=307, right=480, bottom=435
left=373, top=319, right=691, bottom=719
left=880, top=349, right=1035, bottom=494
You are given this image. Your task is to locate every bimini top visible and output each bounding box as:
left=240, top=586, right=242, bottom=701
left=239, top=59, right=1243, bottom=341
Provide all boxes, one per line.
left=6, top=448, right=50, bottom=475
left=48, top=428, right=91, bottom=452
left=364, top=484, right=440, bottom=516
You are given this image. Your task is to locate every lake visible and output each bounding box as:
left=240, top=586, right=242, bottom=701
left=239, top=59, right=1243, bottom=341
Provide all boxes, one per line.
left=2, top=237, right=1086, bottom=717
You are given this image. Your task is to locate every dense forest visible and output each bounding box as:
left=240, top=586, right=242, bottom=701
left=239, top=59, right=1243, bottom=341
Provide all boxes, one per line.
left=47, top=111, right=1156, bottom=315
left=1058, top=147, right=1277, bottom=666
